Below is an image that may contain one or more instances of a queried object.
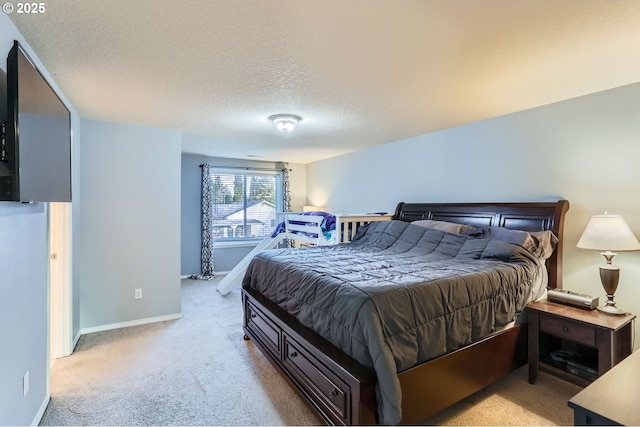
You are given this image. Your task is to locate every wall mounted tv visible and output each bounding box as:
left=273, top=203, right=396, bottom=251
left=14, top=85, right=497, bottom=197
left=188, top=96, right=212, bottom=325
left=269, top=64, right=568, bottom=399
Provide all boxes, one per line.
left=0, top=40, right=72, bottom=202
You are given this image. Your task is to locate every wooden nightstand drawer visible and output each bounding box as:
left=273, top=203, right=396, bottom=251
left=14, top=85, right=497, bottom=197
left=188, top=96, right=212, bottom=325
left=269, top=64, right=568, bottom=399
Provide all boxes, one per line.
left=539, top=315, right=595, bottom=347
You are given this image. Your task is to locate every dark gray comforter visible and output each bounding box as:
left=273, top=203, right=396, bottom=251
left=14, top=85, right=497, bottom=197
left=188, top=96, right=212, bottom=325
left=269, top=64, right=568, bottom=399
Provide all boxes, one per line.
left=242, top=220, right=545, bottom=425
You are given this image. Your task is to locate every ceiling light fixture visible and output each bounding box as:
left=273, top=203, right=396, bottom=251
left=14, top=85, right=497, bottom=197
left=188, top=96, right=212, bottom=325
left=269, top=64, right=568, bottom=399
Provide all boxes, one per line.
left=269, top=114, right=302, bottom=134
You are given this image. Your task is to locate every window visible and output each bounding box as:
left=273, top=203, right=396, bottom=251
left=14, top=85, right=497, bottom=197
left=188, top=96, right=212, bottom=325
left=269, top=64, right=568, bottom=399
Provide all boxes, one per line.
left=210, top=170, right=282, bottom=243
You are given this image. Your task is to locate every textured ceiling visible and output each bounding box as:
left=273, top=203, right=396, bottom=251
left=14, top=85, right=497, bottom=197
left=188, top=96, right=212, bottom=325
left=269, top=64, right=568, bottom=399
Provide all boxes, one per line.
left=8, top=0, right=640, bottom=164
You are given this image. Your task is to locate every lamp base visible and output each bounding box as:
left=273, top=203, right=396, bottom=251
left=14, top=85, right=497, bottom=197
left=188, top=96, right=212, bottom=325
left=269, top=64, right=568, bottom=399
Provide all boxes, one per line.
left=597, top=304, right=626, bottom=315
left=598, top=266, right=624, bottom=315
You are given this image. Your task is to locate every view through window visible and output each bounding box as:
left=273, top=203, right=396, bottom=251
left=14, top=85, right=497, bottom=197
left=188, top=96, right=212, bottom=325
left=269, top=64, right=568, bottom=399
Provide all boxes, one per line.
left=210, top=171, right=282, bottom=242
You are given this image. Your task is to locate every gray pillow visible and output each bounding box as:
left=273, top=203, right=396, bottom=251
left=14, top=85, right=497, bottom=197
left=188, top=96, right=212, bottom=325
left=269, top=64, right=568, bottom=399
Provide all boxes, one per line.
left=463, top=227, right=558, bottom=260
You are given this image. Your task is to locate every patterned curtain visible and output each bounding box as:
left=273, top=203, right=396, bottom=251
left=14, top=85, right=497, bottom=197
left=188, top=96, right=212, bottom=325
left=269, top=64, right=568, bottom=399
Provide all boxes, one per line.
left=191, top=163, right=291, bottom=277
left=281, top=166, right=292, bottom=248
left=282, top=166, right=291, bottom=213
left=190, top=163, right=215, bottom=280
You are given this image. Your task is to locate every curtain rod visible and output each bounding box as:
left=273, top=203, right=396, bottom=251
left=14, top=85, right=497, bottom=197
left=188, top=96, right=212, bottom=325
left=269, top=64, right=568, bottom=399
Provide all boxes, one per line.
left=199, top=163, right=291, bottom=172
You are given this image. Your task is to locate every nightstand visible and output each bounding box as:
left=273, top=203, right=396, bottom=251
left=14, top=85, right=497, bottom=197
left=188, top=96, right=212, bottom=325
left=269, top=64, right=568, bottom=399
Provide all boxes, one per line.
left=528, top=299, right=635, bottom=387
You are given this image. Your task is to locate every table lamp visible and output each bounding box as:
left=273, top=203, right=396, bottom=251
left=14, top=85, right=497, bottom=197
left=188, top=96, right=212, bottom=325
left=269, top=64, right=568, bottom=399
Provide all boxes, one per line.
left=576, top=212, right=640, bottom=315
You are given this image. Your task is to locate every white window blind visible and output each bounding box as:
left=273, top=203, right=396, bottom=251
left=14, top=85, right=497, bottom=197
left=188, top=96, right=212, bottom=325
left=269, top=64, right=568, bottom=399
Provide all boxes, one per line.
left=209, top=169, right=282, bottom=242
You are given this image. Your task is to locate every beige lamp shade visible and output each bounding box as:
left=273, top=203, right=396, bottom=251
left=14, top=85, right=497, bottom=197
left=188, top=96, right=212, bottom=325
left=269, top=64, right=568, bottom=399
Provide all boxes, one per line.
left=577, top=214, right=640, bottom=252
left=577, top=213, right=639, bottom=315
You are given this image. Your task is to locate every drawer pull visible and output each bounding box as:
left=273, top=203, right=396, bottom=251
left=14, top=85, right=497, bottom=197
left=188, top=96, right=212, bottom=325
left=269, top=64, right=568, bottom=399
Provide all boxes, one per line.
left=562, top=326, right=569, bottom=332
left=328, top=388, right=339, bottom=398
left=290, top=351, right=298, bottom=358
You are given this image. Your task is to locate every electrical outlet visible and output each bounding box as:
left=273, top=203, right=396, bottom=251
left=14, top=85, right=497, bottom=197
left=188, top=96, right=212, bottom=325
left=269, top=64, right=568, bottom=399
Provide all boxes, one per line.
left=23, top=371, right=29, bottom=396
left=134, top=289, right=142, bottom=300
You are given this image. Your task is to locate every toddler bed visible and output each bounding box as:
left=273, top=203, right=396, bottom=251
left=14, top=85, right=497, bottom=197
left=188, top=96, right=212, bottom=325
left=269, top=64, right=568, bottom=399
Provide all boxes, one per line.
left=241, top=200, right=569, bottom=425
left=217, top=212, right=391, bottom=295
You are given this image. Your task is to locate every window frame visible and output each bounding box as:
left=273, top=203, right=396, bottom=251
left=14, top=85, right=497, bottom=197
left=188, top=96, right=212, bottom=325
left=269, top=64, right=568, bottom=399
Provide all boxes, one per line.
left=209, top=168, right=283, bottom=245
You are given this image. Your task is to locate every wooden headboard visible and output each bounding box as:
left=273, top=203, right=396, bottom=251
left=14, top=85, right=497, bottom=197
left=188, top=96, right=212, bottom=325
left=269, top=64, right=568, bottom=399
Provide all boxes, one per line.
left=393, top=200, right=570, bottom=289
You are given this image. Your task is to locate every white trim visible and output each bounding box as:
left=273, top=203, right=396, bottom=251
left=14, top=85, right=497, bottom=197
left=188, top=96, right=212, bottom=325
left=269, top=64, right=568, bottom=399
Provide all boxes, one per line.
left=80, top=313, right=183, bottom=335
left=31, top=393, right=50, bottom=426
left=48, top=202, right=73, bottom=359
left=72, top=330, right=82, bottom=349
left=60, top=203, right=72, bottom=356
left=181, top=271, right=230, bottom=279
left=212, top=241, right=260, bottom=249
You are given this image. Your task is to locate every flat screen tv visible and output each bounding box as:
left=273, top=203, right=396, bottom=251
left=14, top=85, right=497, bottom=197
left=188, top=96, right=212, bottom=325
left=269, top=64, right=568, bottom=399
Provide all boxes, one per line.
left=0, top=40, right=72, bottom=202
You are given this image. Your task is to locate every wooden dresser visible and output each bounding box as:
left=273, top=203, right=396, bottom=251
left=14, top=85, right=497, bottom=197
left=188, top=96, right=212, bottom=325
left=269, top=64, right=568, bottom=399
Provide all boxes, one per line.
left=568, top=348, right=640, bottom=425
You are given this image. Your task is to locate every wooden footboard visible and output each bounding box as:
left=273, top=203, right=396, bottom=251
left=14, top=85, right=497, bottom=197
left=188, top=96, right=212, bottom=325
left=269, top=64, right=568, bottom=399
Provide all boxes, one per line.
left=242, top=287, right=377, bottom=425
left=243, top=286, right=527, bottom=425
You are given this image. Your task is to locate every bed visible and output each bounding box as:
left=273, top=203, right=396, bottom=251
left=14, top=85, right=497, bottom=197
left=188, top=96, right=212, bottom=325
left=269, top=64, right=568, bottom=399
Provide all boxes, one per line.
left=241, top=200, right=569, bottom=425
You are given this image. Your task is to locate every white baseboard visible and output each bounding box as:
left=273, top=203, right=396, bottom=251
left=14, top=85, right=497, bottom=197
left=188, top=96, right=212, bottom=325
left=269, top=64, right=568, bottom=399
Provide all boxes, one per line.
left=72, top=330, right=82, bottom=350
left=181, top=272, right=229, bottom=278
left=80, top=313, right=183, bottom=336
left=31, top=393, right=50, bottom=426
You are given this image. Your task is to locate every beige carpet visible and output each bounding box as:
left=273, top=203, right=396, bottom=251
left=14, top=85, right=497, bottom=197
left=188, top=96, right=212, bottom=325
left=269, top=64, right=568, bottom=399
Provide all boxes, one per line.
left=41, top=278, right=581, bottom=426
left=422, top=364, right=580, bottom=425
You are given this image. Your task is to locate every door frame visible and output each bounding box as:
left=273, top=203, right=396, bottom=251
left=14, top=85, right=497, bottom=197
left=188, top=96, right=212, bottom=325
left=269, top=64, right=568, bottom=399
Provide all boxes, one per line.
left=49, top=202, right=73, bottom=360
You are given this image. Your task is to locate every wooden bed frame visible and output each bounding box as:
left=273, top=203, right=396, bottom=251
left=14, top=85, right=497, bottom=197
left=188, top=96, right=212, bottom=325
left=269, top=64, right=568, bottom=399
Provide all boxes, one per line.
left=242, top=200, right=569, bottom=425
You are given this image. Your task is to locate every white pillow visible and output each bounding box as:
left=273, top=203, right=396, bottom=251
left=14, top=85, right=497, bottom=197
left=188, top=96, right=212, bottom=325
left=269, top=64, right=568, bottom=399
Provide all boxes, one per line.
left=412, top=219, right=474, bottom=235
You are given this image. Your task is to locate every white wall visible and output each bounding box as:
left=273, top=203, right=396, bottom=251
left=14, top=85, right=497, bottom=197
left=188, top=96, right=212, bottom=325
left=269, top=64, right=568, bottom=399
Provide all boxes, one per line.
left=0, top=203, right=49, bottom=425
left=0, top=12, right=81, bottom=425
left=288, top=162, right=307, bottom=212
left=308, top=82, right=640, bottom=344
left=79, top=120, right=182, bottom=330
